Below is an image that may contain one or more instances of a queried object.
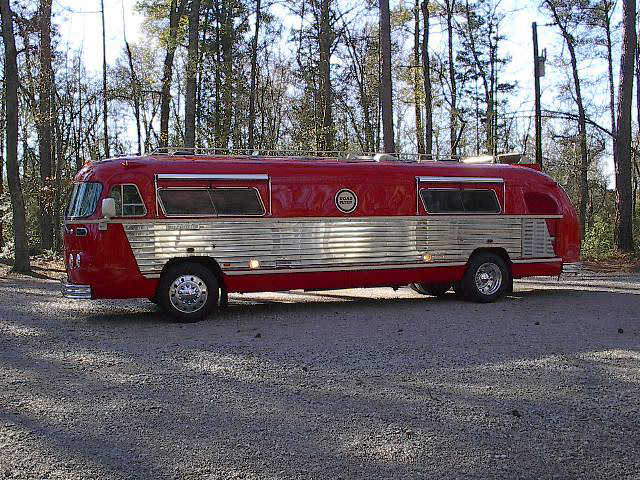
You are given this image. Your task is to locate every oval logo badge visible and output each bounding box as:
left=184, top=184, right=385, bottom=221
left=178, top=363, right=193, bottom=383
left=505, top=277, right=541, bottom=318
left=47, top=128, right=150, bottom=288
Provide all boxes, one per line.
left=335, top=189, right=358, bottom=214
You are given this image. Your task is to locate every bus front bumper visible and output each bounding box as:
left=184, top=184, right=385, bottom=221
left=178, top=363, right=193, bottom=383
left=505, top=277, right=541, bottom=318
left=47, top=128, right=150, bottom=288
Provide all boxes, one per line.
left=61, top=276, right=92, bottom=299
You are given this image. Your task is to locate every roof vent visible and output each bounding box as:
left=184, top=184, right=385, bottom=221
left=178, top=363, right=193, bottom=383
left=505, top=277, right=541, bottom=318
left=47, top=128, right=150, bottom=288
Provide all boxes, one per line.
left=497, top=153, right=524, bottom=164
left=374, top=153, right=396, bottom=162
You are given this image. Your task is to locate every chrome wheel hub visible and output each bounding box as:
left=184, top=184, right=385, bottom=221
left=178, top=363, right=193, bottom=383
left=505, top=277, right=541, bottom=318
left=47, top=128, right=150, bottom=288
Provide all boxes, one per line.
left=475, top=262, right=502, bottom=296
left=169, top=275, right=208, bottom=313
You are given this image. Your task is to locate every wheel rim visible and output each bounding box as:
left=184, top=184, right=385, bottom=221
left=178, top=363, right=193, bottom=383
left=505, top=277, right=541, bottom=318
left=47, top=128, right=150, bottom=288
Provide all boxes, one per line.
left=474, top=262, right=503, bottom=296
left=169, top=275, right=208, bottom=313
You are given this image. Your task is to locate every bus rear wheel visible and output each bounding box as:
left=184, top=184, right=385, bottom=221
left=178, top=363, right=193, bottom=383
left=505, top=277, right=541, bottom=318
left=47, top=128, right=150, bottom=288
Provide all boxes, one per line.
left=158, top=262, right=219, bottom=322
left=460, top=253, right=510, bottom=303
left=410, top=283, right=452, bottom=297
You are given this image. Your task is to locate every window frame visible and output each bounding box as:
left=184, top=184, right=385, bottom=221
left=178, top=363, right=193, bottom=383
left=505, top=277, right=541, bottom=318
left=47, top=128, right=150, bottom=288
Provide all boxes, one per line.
left=108, top=183, right=147, bottom=218
left=157, top=186, right=266, bottom=218
left=420, top=187, right=502, bottom=215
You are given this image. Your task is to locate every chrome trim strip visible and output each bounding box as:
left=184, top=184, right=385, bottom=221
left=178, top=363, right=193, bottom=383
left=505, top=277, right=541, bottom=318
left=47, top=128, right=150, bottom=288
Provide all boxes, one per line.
left=60, top=276, right=92, bottom=299
left=512, top=258, right=562, bottom=264
left=417, top=176, right=504, bottom=184
left=224, top=262, right=469, bottom=275
left=157, top=173, right=269, bottom=181
left=65, top=214, right=564, bottom=226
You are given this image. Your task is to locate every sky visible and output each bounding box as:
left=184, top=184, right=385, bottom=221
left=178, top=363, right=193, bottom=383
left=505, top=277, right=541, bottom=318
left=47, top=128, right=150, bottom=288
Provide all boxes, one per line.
left=52, top=0, right=620, bottom=181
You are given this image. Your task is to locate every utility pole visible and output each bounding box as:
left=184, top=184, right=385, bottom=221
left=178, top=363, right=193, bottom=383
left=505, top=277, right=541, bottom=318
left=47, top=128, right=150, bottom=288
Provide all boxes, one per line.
left=532, top=22, right=545, bottom=169
left=101, top=0, right=110, bottom=158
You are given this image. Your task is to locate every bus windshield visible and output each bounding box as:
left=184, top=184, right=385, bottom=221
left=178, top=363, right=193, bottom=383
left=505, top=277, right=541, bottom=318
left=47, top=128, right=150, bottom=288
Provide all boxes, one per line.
left=65, top=182, right=103, bottom=218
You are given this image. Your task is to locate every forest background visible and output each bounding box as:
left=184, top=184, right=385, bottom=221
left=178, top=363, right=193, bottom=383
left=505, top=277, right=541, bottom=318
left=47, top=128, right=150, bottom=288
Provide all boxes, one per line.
left=0, top=0, right=638, bottom=273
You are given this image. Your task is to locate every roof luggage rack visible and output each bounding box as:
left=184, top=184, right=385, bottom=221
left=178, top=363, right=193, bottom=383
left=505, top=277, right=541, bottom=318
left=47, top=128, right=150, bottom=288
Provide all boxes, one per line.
left=147, top=147, right=526, bottom=165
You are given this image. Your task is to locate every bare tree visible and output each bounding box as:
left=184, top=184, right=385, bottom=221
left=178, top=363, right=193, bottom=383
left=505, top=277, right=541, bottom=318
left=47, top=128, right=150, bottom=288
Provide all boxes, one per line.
left=613, top=0, right=635, bottom=251
left=38, top=0, right=53, bottom=251
left=248, top=0, right=261, bottom=150
left=421, top=0, right=433, bottom=156
left=0, top=0, right=31, bottom=273
left=545, top=0, right=589, bottom=233
left=318, top=0, right=335, bottom=151
left=413, top=0, right=425, bottom=154
left=160, top=0, right=188, bottom=148
left=444, top=0, right=458, bottom=156
left=380, top=0, right=395, bottom=153
left=185, top=0, right=200, bottom=148
left=101, top=0, right=110, bottom=157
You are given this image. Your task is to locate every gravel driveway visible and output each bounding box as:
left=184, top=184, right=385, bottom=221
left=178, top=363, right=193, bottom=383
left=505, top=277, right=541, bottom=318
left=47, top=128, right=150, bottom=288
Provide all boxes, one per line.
left=0, top=271, right=638, bottom=479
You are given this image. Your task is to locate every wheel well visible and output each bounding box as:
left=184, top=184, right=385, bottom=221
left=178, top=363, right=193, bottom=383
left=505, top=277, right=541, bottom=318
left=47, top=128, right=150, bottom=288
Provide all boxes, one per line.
left=469, top=247, right=512, bottom=268
left=160, top=257, right=226, bottom=290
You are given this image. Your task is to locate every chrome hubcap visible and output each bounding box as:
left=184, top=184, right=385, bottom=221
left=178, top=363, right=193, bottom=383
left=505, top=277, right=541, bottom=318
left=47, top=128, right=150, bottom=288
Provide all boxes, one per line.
left=169, top=275, right=208, bottom=313
left=475, top=262, right=502, bottom=296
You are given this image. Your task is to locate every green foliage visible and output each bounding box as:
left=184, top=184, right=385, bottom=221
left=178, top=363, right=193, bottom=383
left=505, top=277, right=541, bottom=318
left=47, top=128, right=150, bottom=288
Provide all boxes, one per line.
left=582, top=219, right=615, bottom=260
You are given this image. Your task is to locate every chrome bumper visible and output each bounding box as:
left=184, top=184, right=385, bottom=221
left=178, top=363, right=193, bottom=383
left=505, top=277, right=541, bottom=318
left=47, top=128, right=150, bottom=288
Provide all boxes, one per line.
left=562, top=262, right=583, bottom=274
left=60, top=276, right=92, bottom=299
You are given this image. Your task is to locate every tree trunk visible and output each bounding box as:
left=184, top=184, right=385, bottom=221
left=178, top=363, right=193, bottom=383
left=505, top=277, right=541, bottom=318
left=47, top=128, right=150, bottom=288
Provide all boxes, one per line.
left=247, top=0, right=261, bottom=151
left=318, top=0, right=335, bottom=151
left=0, top=90, right=4, bottom=250
left=160, top=0, right=188, bottom=148
left=445, top=0, right=457, bottom=157
left=379, top=0, right=395, bottom=153
left=124, top=38, right=142, bottom=155
left=219, top=0, right=234, bottom=149
left=413, top=0, right=425, bottom=155
left=421, top=0, right=432, bottom=157
left=101, top=0, right=110, bottom=157
left=38, top=0, right=53, bottom=251
left=614, top=0, right=636, bottom=252
left=0, top=0, right=31, bottom=273
left=185, top=0, right=200, bottom=149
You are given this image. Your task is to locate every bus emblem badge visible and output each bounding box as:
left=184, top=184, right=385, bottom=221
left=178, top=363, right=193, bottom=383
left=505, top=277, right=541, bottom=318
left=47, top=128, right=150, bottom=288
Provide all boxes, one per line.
left=335, top=189, right=358, bottom=214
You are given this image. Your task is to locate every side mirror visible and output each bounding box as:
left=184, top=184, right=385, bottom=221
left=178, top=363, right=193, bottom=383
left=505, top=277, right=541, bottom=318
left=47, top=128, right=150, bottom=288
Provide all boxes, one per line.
left=102, top=198, right=116, bottom=219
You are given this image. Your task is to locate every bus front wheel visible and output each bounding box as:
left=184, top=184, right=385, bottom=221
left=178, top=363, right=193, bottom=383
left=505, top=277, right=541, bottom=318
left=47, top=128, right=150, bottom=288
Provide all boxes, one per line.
left=460, top=253, right=510, bottom=303
left=157, top=262, right=219, bottom=322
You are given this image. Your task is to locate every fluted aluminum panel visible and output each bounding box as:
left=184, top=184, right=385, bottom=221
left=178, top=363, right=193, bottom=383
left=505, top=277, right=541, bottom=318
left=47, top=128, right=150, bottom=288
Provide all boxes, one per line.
left=522, top=218, right=555, bottom=258
left=123, top=216, right=555, bottom=277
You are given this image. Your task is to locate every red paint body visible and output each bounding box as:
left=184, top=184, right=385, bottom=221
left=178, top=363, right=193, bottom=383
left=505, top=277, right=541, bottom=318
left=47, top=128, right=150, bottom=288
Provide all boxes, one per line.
left=64, top=155, right=581, bottom=299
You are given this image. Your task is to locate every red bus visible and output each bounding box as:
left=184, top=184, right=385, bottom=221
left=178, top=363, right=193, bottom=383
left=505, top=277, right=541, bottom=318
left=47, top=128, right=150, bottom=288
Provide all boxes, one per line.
left=62, top=152, right=581, bottom=321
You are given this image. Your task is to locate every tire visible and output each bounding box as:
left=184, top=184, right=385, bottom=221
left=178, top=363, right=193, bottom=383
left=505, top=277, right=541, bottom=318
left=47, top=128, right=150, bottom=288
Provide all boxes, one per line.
left=410, top=283, right=452, bottom=297
left=459, top=253, right=511, bottom=303
left=157, top=262, right=219, bottom=322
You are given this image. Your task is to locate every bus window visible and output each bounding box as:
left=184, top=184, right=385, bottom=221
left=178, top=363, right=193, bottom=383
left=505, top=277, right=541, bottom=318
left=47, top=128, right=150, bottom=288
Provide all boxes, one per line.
left=421, top=188, right=500, bottom=214
left=108, top=184, right=147, bottom=217
left=159, top=188, right=265, bottom=217
left=159, top=189, right=216, bottom=216
left=210, top=188, right=265, bottom=216
left=65, top=182, right=103, bottom=218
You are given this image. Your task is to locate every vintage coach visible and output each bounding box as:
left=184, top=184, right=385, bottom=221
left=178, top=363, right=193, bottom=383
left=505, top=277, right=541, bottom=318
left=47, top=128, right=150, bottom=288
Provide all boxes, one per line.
left=62, top=151, right=581, bottom=321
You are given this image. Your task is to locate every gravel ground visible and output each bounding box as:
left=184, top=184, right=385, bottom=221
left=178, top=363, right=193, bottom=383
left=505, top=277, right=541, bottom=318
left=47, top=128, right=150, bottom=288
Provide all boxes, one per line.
left=0, top=271, right=639, bottom=480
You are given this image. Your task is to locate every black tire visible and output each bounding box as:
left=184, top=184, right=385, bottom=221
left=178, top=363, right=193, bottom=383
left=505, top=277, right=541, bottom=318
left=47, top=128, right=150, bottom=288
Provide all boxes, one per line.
left=410, top=282, right=452, bottom=297
left=157, top=262, right=219, bottom=322
left=460, top=253, right=511, bottom=303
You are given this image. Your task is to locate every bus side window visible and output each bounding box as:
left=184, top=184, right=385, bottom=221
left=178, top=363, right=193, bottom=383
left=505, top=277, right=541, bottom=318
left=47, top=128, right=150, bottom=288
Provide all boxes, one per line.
left=108, top=184, right=147, bottom=217
left=158, top=188, right=265, bottom=217
left=420, top=188, right=500, bottom=214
